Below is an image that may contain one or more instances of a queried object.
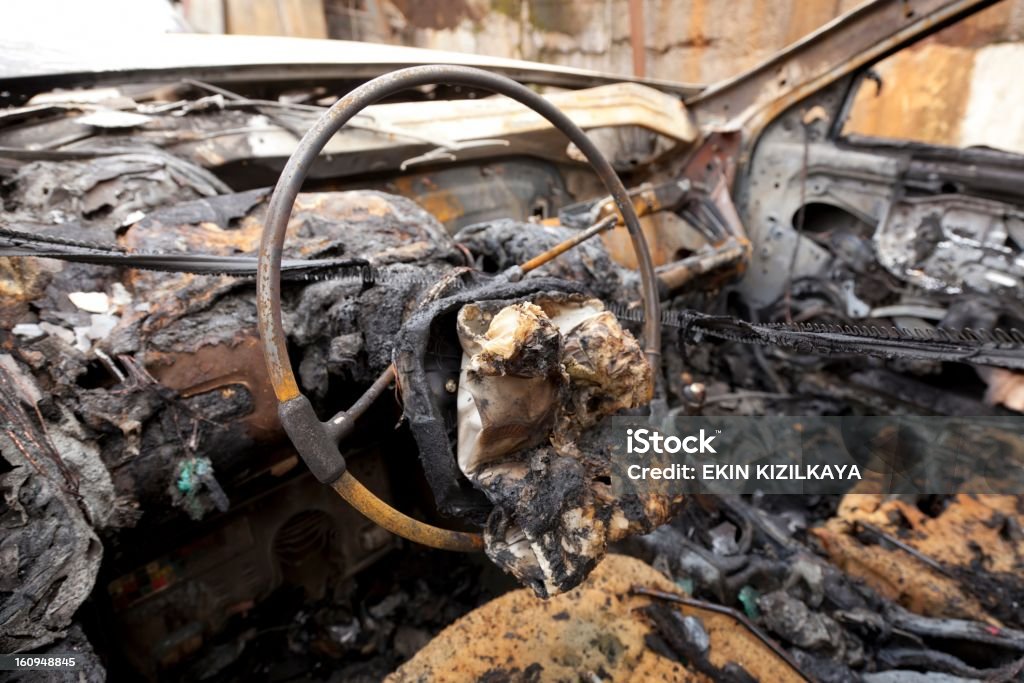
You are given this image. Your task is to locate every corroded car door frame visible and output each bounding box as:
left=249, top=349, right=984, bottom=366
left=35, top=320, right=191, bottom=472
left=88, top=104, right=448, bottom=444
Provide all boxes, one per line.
left=700, top=0, right=1024, bottom=311
left=687, top=0, right=1000, bottom=144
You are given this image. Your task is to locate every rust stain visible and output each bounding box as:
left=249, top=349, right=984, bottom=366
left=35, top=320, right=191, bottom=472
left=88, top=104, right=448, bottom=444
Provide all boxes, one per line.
left=146, top=334, right=282, bottom=443
left=925, top=0, right=1013, bottom=47
left=843, top=43, right=975, bottom=146
left=685, top=0, right=707, bottom=83
left=601, top=216, right=671, bottom=268
left=0, top=256, right=53, bottom=304
left=811, top=524, right=996, bottom=623
left=390, top=176, right=466, bottom=226
left=812, top=493, right=1024, bottom=625
left=388, top=0, right=480, bottom=31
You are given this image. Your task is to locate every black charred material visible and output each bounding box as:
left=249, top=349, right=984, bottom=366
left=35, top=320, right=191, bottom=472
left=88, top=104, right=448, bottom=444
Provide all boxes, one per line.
left=876, top=647, right=1024, bottom=680
left=1, top=188, right=461, bottom=528
left=643, top=603, right=758, bottom=683
left=11, top=624, right=106, bottom=683
left=3, top=153, right=230, bottom=234
left=0, top=357, right=105, bottom=653
left=757, top=590, right=865, bottom=665
left=482, top=446, right=605, bottom=597
left=630, top=494, right=1024, bottom=682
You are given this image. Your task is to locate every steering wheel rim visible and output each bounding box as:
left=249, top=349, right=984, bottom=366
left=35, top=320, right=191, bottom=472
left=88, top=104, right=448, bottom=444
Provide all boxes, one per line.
left=256, top=65, right=661, bottom=552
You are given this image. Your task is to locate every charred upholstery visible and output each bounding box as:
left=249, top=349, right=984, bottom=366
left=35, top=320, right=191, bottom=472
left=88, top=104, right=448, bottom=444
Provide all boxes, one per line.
left=0, top=184, right=465, bottom=656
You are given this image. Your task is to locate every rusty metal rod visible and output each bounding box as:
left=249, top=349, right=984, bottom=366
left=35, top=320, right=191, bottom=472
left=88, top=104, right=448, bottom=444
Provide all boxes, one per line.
left=326, top=364, right=396, bottom=443
left=322, top=363, right=484, bottom=552
left=519, top=215, right=617, bottom=274
left=332, top=471, right=484, bottom=552
left=857, top=521, right=954, bottom=577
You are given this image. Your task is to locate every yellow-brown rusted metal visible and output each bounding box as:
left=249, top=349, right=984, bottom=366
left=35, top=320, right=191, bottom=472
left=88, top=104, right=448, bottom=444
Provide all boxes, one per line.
left=519, top=215, right=617, bottom=274
left=332, top=472, right=484, bottom=552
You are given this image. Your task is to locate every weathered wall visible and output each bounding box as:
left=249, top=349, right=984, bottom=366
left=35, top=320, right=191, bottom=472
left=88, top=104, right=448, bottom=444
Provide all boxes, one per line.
left=187, top=0, right=1024, bottom=89
left=346, top=0, right=1024, bottom=154
left=190, top=0, right=1024, bottom=153
left=323, top=0, right=1024, bottom=84
left=845, top=41, right=1024, bottom=154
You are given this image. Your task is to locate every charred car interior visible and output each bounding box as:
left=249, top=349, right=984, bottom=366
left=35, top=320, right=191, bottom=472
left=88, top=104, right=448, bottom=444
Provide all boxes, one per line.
left=2, top=0, right=1024, bottom=681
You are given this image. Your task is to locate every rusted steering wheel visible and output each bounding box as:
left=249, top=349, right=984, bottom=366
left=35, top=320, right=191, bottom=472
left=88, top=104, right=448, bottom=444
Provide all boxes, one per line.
left=256, top=65, right=660, bottom=551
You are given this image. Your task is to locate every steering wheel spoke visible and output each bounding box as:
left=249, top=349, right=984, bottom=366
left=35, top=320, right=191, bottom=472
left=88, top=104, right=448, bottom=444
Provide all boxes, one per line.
left=325, top=365, right=397, bottom=444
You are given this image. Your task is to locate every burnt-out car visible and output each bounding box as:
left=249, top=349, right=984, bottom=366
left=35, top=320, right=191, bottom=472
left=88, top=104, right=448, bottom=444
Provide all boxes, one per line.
left=2, top=1, right=1023, bottom=680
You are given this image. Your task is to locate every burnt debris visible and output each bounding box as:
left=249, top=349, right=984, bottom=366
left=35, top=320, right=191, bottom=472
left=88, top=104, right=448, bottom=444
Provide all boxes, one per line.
left=2, top=34, right=1024, bottom=682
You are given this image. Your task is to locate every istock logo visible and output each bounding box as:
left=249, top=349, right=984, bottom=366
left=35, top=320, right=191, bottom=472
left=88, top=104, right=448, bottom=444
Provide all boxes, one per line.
left=626, top=428, right=717, bottom=455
